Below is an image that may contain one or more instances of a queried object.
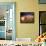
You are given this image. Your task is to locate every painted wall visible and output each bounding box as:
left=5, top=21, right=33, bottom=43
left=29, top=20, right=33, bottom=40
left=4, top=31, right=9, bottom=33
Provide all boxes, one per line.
left=0, top=0, right=46, bottom=40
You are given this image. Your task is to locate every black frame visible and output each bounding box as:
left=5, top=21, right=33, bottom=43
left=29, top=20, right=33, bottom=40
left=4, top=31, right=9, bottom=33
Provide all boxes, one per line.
left=20, top=12, right=34, bottom=23
left=39, top=11, right=46, bottom=35
left=39, top=0, right=46, bottom=4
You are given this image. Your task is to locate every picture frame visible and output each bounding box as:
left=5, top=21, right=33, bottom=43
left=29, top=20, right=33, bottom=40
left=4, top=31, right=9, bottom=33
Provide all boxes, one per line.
left=20, top=12, right=34, bottom=23
left=39, top=0, right=46, bottom=4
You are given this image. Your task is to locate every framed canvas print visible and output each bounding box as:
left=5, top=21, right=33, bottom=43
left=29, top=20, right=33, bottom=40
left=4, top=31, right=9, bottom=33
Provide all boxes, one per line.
left=39, top=11, right=46, bottom=35
left=39, top=0, right=46, bottom=4
left=0, top=2, right=16, bottom=40
left=20, top=12, right=34, bottom=23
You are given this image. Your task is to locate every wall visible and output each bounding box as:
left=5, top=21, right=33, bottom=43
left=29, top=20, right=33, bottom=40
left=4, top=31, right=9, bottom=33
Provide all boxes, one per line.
left=0, top=0, right=46, bottom=40
left=16, top=0, right=39, bottom=40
